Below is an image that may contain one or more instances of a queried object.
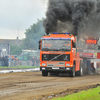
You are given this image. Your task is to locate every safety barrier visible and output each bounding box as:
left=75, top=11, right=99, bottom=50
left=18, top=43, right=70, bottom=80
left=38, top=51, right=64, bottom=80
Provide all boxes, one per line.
left=9, top=61, right=32, bottom=67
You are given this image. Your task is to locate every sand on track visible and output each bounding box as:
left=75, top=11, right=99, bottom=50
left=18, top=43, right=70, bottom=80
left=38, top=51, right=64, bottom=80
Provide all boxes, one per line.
left=0, top=71, right=100, bottom=100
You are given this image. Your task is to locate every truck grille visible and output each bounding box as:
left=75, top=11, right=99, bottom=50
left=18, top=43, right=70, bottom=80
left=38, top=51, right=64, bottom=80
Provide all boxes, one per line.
left=42, top=54, right=70, bottom=61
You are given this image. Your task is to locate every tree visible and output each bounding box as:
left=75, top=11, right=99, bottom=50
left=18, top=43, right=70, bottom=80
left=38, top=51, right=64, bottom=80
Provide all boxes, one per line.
left=23, top=18, right=45, bottom=50
left=10, top=44, right=22, bottom=55
left=10, top=18, right=45, bottom=55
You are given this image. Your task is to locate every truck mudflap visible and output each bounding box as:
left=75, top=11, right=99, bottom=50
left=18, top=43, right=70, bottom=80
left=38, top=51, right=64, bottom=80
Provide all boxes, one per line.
left=40, top=67, right=73, bottom=72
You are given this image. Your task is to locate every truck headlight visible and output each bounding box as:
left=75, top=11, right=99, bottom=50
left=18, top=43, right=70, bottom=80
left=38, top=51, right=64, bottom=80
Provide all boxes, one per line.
left=42, top=63, right=46, bottom=66
left=66, top=64, right=70, bottom=66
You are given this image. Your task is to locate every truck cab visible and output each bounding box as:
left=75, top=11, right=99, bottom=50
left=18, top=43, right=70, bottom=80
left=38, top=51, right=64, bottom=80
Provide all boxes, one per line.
left=39, top=33, right=82, bottom=77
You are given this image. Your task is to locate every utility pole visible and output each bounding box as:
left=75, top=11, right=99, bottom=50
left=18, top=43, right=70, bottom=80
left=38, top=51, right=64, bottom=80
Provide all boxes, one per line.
left=18, top=28, right=19, bottom=39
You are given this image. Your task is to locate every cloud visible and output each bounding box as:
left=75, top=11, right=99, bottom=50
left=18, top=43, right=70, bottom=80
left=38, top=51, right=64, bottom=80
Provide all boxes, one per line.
left=0, top=0, right=47, bottom=39
left=0, top=28, right=25, bottom=39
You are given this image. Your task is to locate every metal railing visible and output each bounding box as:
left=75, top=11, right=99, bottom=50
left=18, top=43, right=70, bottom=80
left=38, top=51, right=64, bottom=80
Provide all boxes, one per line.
left=9, top=61, right=32, bottom=67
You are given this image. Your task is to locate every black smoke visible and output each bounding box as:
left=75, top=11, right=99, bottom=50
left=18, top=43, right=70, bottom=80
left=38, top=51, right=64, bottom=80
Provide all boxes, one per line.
left=43, top=0, right=100, bottom=37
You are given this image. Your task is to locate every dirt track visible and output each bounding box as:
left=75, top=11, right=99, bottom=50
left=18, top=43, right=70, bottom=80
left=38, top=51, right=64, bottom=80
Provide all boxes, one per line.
left=0, top=71, right=100, bottom=100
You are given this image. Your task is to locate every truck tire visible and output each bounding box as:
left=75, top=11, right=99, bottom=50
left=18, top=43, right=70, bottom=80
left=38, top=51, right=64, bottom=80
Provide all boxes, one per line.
left=69, top=65, right=75, bottom=77
left=42, top=71, right=48, bottom=76
left=76, top=60, right=83, bottom=76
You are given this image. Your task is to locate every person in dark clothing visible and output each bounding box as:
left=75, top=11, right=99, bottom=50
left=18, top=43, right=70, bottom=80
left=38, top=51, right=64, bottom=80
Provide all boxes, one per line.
left=3, top=56, right=8, bottom=67
left=5, top=56, right=9, bottom=67
left=0, top=56, right=2, bottom=66
left=0, top=56, right=4, bottom=66
left=90, top=63, right=95, bottom=73
left=2, top=56, right=5, bottom=66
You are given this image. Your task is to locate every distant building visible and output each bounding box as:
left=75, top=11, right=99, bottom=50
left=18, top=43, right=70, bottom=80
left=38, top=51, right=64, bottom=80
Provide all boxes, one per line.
left=0, top=37, right=23, bottom=50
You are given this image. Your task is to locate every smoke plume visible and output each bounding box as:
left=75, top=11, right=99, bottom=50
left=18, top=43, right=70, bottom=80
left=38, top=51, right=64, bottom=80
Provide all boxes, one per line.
left=43, top=0, right=100, bottom=37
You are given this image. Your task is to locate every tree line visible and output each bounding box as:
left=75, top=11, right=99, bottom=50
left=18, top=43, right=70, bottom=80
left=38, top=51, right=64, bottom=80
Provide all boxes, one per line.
left=10, top=18, right=45, bottom=55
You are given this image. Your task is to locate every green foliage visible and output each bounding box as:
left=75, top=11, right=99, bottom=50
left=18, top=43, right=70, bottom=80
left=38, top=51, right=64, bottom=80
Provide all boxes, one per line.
left=23, top=18, right=45, bottom=50
left=53, top=86, right=100, bottom=100
left=10, top=18, right=45, bottom=55
left=10, top=44, right=22, bottom=56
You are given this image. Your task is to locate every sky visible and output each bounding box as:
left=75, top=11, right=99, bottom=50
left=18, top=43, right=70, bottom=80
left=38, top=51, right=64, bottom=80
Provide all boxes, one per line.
left=0, top=0, right=48, bottom=39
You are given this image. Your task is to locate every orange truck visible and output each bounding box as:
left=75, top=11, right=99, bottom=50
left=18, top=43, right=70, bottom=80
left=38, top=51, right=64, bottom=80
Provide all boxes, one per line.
left=39, top=33, right=84, bottom=77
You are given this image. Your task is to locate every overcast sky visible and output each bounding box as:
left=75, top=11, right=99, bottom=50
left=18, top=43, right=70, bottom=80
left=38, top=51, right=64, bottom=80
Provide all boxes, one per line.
left=0, top=0, right=47, bottom=39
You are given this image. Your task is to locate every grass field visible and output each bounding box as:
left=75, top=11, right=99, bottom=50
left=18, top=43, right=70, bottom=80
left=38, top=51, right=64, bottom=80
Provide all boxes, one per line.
left=53, top=86, right=100, bottom=100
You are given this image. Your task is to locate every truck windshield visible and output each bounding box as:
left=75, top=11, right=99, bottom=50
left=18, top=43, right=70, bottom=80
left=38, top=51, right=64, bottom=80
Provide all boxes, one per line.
left=42, top=39, right=71, bottom=51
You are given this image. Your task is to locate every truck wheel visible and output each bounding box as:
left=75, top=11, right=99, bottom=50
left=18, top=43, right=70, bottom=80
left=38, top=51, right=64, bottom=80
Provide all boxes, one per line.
left=42, top=71, right=48, bottom=76
left=76, top=60, right=83, bottom=76
left=69, top=65, right=75, bottom=77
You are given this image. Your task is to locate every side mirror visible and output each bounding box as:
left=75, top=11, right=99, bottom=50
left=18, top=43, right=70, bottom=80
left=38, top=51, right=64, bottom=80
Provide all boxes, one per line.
left=38, top=40, right=41, bottom=50
left=73, top=42, right=76, bottom=48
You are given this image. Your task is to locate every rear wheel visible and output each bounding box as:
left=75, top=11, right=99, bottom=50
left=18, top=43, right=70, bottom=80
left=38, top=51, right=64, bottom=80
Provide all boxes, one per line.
left=42, top=71, right=48, bottom=76
left=76, top=60, right=83, bottom=76
left=69, top=65, right=75, bottom=77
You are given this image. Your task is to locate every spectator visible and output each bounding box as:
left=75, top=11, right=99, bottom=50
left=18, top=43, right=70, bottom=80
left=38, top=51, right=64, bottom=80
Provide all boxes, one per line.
left=3, top=56, right=5, bottom=66
left=31, top=57, right=35, bottom=66
left=5, top=56, right=9, bottom=67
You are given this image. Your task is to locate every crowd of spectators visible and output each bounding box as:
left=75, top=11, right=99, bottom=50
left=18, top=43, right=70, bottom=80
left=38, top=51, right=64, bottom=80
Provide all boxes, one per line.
left=0, top=55, right=40, bottom=67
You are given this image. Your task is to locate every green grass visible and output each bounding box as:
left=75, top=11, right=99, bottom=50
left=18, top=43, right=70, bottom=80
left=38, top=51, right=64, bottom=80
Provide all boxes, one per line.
left=0, top=66, right=39, bottom=68
left=52, top=86, right=100, bottom=100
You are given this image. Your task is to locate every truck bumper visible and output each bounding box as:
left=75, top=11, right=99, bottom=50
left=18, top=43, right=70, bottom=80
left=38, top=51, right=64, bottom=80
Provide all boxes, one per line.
left=40, top=67, right=73, bottom=72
